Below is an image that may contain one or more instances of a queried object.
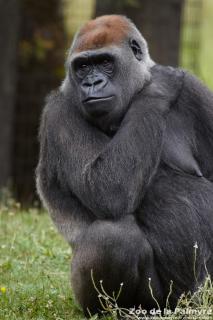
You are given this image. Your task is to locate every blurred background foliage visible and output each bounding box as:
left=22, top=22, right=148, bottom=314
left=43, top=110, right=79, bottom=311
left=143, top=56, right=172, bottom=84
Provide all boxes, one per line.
left=181, top=0, right=213, bottom=87
left=0, top=0, right=212, bottom=204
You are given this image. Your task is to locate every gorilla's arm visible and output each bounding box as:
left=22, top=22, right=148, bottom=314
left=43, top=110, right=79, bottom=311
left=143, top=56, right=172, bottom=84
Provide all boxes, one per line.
left=160, top=70, right=213, bottom=180
left=36, top=108, right=95, bottom=246
left=177, top=72, right=213, bottom=180
left=79, top=97, right=166, bottom=218
left=38, top=92, right=162, bottom=243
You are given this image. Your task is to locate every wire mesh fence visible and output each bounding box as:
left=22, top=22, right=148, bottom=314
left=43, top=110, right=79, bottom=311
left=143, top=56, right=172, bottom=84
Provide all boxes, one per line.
left=180, top=0, right=203, bottom=75
left=7, top=0, right=204, bottom=203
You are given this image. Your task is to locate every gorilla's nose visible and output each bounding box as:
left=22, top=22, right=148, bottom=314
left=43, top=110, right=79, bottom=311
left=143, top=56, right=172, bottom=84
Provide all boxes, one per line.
left=82, top=75, right=107, bottom=92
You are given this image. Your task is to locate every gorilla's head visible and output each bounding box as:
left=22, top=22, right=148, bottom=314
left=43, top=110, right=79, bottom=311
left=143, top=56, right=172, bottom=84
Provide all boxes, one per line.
left=61, top=15, right=154, bottom=133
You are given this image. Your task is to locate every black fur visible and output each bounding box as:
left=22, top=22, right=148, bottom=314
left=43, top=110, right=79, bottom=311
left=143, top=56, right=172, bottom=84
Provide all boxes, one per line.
left=36, top=16, right=213, bottom=316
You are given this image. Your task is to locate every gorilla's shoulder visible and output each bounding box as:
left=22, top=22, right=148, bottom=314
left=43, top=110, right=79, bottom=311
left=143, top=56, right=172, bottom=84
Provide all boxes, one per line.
left=45, top=89, right=65, bottom=111
left=144, top=64, right=185, bottom=103
left=41, top=89, right=69, bottom=130
left=44, top=89, right=69, bottom=117
left=150, top=64, right=185, bottom=87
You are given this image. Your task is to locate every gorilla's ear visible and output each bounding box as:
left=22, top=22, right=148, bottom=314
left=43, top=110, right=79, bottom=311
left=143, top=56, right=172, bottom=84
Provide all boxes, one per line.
left=129, top=39, right=143, bottom=61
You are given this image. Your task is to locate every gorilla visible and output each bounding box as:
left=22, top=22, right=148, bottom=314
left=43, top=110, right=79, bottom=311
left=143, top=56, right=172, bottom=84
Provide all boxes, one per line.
left=36, top=15, right=213, bottom=316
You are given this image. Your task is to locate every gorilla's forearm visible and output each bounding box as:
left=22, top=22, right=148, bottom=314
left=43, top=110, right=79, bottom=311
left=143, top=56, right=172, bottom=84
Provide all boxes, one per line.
left=36, top=167, right=94, bottom=246
left=80, top=98, right=166, bottom=218
left=36, top=104, right=95, bottom=246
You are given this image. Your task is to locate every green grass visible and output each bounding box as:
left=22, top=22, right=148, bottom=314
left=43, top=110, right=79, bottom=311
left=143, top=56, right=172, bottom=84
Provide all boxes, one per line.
left=0, top=208, right=213, bottom=320
left=0, top=208, right=86, bottom=320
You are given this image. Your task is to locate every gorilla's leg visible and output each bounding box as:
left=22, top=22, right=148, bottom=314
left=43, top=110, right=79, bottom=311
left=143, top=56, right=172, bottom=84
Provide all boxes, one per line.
left=71, top=216, right=162, bottom=316
left=138, top=169, right=213, bottom=308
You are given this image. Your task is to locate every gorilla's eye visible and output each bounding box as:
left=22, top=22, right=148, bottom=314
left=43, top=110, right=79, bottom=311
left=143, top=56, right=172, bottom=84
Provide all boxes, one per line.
left=74, top=61, right=90, bottom=78
left=79, top=63, right=89, bottom=70
left=78, top=63, right=90, bottom=74
left=103, top=59, right=110, bottom=66
left=100, top=57, right=114, bottom=74
left=130, top=39, right=143, bottom=61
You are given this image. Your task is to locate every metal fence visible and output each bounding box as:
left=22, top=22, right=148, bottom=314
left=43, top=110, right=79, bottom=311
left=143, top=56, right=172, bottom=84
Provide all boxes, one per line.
left=11, top=0, right=203, bottom=203
left=181, top=0, right=203, bottom=74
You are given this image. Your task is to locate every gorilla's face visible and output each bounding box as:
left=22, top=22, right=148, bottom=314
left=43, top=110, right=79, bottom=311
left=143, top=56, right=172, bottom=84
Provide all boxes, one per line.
left=69, top=40, right=151, bottom=134
left=71, top=50, right=117, bottom=119
left=69, top=49, right=128, bottom=134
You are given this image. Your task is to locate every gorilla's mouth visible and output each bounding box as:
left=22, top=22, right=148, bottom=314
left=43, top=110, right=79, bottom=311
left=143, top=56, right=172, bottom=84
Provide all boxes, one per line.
left=83, top=96, right=114, bottom=104
left=83, top=96, right=114, bottom=117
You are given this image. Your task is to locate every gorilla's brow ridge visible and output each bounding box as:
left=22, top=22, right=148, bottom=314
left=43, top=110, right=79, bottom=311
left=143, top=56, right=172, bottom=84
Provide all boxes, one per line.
left=73, top=15, right=130, bottom=52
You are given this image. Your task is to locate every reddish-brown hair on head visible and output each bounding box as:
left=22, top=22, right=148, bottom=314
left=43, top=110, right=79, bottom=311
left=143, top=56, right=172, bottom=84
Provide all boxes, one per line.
left=73, top=15, right=131, bottom=52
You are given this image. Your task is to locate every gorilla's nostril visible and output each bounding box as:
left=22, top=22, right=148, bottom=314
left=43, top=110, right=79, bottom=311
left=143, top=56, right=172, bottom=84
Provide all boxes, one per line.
left=83, top=79, right=103, bottom=87
left=94, top=79, right=103, bottom=86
